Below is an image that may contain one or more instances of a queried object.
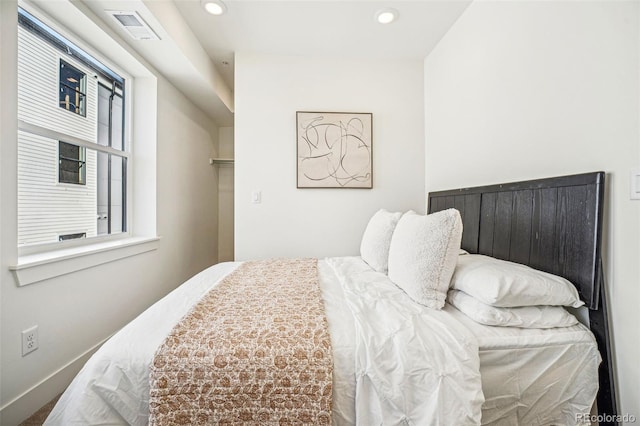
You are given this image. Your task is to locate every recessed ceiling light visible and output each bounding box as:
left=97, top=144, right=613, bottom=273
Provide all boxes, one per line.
left=201, top=0, right=227, bottom=16
left=375, top=8, right=398, bottom=25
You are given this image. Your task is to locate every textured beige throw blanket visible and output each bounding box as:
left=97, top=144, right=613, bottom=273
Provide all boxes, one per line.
left=149, top=258, right=333, bottom=425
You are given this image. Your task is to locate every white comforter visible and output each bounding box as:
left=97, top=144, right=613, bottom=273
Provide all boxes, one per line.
left=45, top=257, right=484, bottom=425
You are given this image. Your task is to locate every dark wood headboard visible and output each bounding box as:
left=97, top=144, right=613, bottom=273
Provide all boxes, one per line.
left=428, top=172, right=618, bottom=425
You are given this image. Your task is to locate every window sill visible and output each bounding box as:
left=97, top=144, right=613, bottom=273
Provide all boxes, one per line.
left=10, top=236, right=160, bottom=286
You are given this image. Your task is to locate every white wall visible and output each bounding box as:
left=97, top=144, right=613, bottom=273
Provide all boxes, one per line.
left=234, top=53, right=425, bottom=260
left=0, top=2, right=220, bottom=422
left=424, top=0, right=639, bottom=420
left=0, top=1, right=18, bottom=421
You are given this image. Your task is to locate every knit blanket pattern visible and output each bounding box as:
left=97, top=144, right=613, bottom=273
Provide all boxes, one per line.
left=149, top=258, right=333, bottom=425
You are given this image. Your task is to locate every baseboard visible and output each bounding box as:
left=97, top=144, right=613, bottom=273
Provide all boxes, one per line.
left=0, top=337, right=109, bottom=426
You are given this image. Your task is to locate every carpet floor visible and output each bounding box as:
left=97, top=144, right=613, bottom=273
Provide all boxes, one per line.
left=18, top=395, right=60, bottom=426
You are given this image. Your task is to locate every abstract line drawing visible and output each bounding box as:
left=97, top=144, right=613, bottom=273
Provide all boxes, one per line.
left=296, top=111, right=372, bottom=189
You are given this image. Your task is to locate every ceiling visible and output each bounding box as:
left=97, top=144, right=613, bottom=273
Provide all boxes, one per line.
left=174, top=0, right=473, bottom=88
left=68, top=0, right=473, bottom=125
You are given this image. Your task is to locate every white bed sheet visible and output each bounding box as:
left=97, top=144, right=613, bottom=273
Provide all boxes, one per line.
left=444, top=303, right=600, bottom=425
left=46, top=262, right=240, bottom=425
left=45, top=258, right=484, bottom=425
left=326, top=257, right=483, bottom=425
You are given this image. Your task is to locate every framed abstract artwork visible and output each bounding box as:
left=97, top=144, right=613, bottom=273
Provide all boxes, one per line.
left=296, top=111, right=373, bottom=188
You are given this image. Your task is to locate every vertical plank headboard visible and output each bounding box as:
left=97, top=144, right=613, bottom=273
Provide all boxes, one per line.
left=428, top=171, right=618, bottom=424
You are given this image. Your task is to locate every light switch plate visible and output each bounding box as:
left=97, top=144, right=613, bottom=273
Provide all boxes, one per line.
left=631, top=169, right=640, bottom=200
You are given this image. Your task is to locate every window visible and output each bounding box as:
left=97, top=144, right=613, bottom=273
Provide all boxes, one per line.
left=59, top=60, right=86, bottom=116
left=58, top=141, right=86, bottom=185
left=17, top=7, right=129, bottom=248
left=59, top=232, right=86, bottom=241
left=8, top=2, right=158, bottom=286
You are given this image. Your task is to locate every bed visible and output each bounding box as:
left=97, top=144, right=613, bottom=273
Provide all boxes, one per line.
left=444, top=304, right=600, bottom=424
left=428, top=171, right=617, bottom=425
left=44, top=172, right=616, bottom=425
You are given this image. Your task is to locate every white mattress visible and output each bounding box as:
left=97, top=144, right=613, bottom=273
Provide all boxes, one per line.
left=445, top=303, right=600, bottom=425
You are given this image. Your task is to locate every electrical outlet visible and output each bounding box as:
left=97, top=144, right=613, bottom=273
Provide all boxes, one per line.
left=22, top=326, right=38, bottom=356
left=631, top=168, right=640, bottom=200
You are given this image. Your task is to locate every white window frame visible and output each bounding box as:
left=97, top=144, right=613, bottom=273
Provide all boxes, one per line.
left=10, top=1, right=159, bottom=286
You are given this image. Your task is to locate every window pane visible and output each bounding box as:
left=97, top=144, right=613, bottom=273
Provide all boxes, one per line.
left=18, top=132, right=127, bottom=246
left=59, top=141, right=79, bottom=158
left=97, top=85, right=110, bottom=147
left=110, top=155, right=125, bottom=233
left=58, top=141, right=86, bottom=185
left=18, top=132, right=96, bottom=246
left=97, top=151, right=109, bottom=235
left=59, top=232, right=86, bottom=241
left=96, top=152, right=126, bottom=236
left=97, top=85, right=124, bottom=151
left=111, top=94, right=124, bottom=151
left=59, top=60, right=86, bottom=116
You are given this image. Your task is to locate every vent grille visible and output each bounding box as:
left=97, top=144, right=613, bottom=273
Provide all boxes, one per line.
left=107, top=11, right=160, bottom=41
left=113, top=14, right=143, bottom=27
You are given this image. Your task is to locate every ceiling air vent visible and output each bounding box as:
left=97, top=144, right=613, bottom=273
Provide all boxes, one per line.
left=107, top=11, right=160, bottom=41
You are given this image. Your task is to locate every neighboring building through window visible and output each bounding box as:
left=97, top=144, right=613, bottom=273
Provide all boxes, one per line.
left=17, top=7, right=128, bottom=247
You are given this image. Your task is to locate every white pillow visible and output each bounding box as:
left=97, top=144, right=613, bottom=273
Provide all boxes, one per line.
left=360, top=209, right=403, bottom=273
left=451, top=254, right=584, bottom=308
left=388, top=209, right=463, bottom=309
left=447, top=289, right=579, bottom=328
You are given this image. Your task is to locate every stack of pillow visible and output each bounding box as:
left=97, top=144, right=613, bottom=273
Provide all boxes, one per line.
left=447, top=254, right=582, bottom=328
left=360, top=208, right=462, bottom=310
left=360, top=208, right=583, bottom=328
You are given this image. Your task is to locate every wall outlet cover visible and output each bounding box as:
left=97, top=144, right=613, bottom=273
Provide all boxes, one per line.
left=21, top=325, right=38, bottom=356
left=631, top=168, right=640, bottom=200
